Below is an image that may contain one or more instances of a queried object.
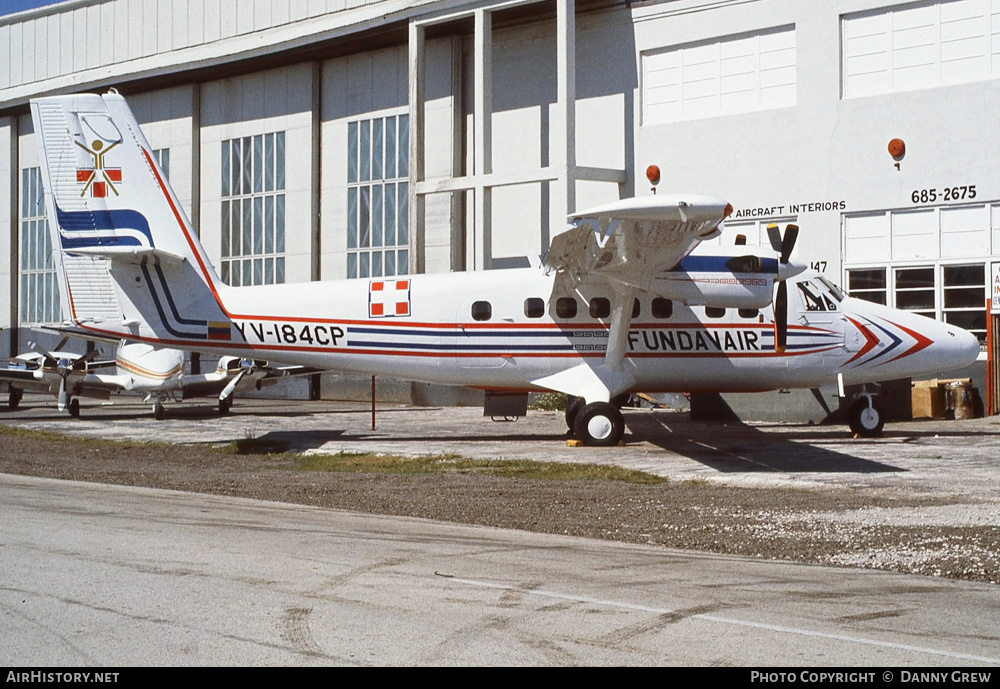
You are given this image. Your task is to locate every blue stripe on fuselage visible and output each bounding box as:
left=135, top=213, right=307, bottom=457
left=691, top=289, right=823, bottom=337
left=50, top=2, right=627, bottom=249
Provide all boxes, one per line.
left=670, top=255, right=778, bottom=273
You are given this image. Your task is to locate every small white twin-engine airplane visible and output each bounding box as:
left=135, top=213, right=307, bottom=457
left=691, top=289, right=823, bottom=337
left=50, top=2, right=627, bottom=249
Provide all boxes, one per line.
left=1, top=335, right=309, bottom=419
left=29, top=91, right=980, bottom=444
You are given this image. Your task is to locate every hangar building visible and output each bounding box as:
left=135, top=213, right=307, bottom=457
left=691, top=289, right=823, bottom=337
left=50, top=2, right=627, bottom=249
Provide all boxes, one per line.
left=2, top=0, right=998, bottom=418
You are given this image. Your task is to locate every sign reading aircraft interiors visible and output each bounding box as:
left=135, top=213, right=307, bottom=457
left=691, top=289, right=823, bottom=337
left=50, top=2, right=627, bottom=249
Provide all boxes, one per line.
left=731, top=201, right=846, bottom=218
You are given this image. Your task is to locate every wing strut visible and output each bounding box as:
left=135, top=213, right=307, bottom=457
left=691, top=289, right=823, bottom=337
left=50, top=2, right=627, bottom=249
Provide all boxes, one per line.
left=532, top=283, right=638, bottom=403
left=604, top=286, right=637, bottom=373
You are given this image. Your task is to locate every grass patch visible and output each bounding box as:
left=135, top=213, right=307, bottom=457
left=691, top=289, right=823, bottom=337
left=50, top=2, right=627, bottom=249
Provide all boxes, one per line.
left=529, top=393, right=568, bottom=412
left=293, top=451, right=667, bottom=484
left=1, top=422, right=667, bottom=484
left=0, top=423, right=155, bottom=449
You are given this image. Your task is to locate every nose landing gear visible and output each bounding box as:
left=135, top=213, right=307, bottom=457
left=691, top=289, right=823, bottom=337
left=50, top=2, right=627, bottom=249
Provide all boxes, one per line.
left=848, top=393, right=884, bottom=438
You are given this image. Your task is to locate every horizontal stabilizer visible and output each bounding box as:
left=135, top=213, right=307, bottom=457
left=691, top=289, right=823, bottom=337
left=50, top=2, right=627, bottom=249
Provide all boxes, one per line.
left=66, top=246, right=187, bottom=265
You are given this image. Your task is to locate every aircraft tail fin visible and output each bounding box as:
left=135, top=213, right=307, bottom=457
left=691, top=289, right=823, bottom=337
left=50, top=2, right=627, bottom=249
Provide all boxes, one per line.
left=31, top=91, right=233, bottom=346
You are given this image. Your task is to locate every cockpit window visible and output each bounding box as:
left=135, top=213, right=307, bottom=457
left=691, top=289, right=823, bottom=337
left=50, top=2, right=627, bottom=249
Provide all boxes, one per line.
left=796, top=280, right=839, bottom=312
left=816, top=276, right=845, bottom=302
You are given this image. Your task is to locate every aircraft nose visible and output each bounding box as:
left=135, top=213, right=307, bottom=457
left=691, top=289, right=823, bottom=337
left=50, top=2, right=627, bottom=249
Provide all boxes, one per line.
left=935, top=322, right=981, bottom=371
left=955, top=326, right=981, bottom=365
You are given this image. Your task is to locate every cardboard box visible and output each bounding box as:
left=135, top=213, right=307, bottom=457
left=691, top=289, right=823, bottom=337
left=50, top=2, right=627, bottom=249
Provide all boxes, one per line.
left=912, top=380, right=946, bottom=419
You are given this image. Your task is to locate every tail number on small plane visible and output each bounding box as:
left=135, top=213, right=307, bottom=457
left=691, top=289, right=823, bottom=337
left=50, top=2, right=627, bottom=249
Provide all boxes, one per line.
left=235, top=322, right=344, bottom=347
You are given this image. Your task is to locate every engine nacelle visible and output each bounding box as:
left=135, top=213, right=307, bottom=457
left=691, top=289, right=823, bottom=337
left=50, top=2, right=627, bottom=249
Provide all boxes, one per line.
left=651, top=248, right=775, bottom=308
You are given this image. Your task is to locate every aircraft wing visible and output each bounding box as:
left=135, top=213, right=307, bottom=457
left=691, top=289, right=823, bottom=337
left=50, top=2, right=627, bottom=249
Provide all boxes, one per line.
left=534, top=194, right=732, bottom=402
left=179, top=364, right=324, bottom=399
left=546, top=194, right=732, bottom=292
left=0, top=367, right=43, bottom=384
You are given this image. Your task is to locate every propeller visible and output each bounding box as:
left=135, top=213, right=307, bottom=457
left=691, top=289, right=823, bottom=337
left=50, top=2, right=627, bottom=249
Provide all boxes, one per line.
left=29, top=340, right=101, bottom=411
left=219, top=358, right=259, bottom=403
left=219, top=370, right=247, bottom=403
left=766, top=223, right=799, bottom=354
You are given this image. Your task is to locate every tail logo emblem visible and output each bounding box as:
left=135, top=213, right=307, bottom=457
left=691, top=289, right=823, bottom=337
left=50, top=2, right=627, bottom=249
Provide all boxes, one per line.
left=76, top=139, right=122, bottom=198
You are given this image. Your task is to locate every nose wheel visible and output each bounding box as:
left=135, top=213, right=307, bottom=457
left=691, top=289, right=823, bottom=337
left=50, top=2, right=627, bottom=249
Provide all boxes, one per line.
left=848, top=397, right=884, bottom=437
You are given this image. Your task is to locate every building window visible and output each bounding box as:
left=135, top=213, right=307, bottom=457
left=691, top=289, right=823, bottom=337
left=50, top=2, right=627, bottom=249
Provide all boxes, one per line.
left=846, top=264, right=987, bottom=342
left=19, top=167, right=60, bottom=324
left=153, top=148, right=170, bottom=180
left=942, top=264, right=987, bottom=336
left=642, top=25, right=796, bottom=125
left=847, top=268, right=887, bottom=305
left=843, top=0, right=1000, bottom=99
left=894, top=267, right=936, bottom=319
left=220, top=132, right=285, bottom=286
left=844, top=206, right=990, bottom=343
left=348, top=114, right=409, bottom=279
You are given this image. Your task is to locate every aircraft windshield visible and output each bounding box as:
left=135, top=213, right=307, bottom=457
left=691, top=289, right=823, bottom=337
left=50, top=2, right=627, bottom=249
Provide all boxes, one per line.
left=796, top=278, right=841, bottom=312
left=816, top=276, right=845, bottom=302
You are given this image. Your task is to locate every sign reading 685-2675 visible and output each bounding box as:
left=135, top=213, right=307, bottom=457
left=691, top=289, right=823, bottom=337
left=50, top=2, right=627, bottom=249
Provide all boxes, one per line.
left=911, top=185, right=977, bottom=204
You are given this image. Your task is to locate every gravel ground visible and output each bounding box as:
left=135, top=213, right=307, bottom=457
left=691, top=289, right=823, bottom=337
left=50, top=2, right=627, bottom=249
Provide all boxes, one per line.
left=2, top=395, right=999, bottom=585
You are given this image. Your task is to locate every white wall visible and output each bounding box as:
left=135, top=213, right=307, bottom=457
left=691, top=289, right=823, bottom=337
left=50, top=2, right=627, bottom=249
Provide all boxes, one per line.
left=0, top=0, right=427, bottom=106
left=0, top=118, right=13, bottom=331
left=126, top=85, right=198, bottom=223
left=633, top=0, right=1000, bottom=280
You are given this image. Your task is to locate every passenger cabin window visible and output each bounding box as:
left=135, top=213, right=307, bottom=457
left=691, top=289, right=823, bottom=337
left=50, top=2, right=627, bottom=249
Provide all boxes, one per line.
left=524, top=298, right=544, bottom=318
left=590, top=297, right=610, bottom=319
left=471, top=301, right=492, bottom=321
left=555, top=297, right=577, bottom=319
left=705, top=306, right=726, bottom=319
left=651, top=297, right=673, bottom=319
left=738, top=308, right=759, bottom=319
left=632, top=299, right=641, bottom=318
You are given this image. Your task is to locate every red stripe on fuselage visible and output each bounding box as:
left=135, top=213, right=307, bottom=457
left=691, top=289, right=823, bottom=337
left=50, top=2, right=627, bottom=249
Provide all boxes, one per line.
left=885, top=320, right=934, bottom=363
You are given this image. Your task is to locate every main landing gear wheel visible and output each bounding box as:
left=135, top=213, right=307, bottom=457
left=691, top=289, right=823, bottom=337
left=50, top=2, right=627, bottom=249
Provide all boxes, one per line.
left=153, top=401, right=165, bottom=421
left=8, top=387, right=23, bottom=410
left=573, top=402, right=625, bottom=447
left=848, top=398, right=884, bottom=438
left=219, top=397, right=232, bottom=415
left=565, top=396, right=585, bottom=432
left=68, top=398, right=80, bottom=418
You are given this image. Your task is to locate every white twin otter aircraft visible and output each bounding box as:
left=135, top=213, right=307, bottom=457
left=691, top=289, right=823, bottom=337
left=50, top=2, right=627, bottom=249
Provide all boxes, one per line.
left=29, top=91, right=979, bottom=445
